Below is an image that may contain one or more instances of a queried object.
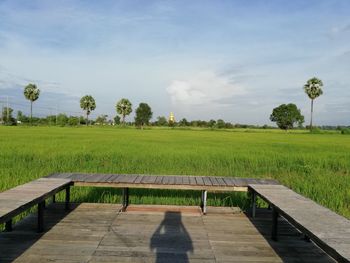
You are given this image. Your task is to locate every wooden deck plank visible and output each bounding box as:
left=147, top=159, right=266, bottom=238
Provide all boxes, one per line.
left=0, top=204, right=335, bottom=263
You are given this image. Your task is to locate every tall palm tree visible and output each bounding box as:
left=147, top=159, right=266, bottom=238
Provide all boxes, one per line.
left=116, top=98, right=132, bottom=125
left=23, top=83, right=40, bottom=124
left=80, top=95, right=96, bottom=126
left=303, top=77, right=323, bottom=130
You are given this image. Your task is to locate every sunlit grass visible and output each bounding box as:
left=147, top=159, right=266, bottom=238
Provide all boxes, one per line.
left=0, top=126, right=349, bottom=219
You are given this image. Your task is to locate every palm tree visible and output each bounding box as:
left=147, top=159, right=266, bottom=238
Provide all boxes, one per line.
left=303, top=77, right=323, bottom=130
left=116, top=98, right=132, bottom=125
left=23, top=83, right=40, bottom=124
left=80, top=95, right=96, bottom=126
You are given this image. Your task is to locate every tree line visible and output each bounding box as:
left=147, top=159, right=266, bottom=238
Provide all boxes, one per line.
left=1, top=76, right=346, bottom=132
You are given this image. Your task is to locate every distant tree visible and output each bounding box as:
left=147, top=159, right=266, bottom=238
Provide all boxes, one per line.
left=68, top=116, right=79, bottom=126
left=225, top=122, right=233, bottom=129
left=79, top=116, right=86, bottom=125
left=303, top=77, right=323, bottom=130
left=208, top=119, right=216, bottom=128
left=114, top=115, right=121, bottom=125
left=46, top=115, right=56, bottom=125
left=96, top=115, right=108, bottom=125
left=156, top=116, right=168, bottom=126
left=56, top=113, right=68, bottom=126
left=2, top=107, right=16, bottom=125
left=17, top=111, right=29, bottom=124
left=178, top=118, right=189, bottom=127
left=23, top=83, right=40, bottom=124
left=270, top=103, right=304, bottom=130
left=80, top=95, right=96, bottom=126
left=135, top=103, right=152, bottom=129
left=116, top=98, right=132, bottom=125
left=216, top=119, right=225, bottom=129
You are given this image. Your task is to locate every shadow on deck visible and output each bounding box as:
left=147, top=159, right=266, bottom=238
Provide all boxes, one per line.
left=0, top=203, right=335, bottom=263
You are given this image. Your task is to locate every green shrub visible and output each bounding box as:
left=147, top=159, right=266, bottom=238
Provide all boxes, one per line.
left=310, top=127, right=323, bottom=134
left=341, top=128, right=350, bottom=135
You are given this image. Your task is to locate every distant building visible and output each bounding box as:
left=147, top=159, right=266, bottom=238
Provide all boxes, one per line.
left=169, top=112, right=175, bottom=124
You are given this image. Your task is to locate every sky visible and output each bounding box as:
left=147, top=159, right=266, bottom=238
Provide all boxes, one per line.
left=0, top=0, right=349, bottom=125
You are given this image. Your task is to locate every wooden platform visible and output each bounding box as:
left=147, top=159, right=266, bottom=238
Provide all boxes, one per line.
left=249, top=184, right=350, bottom=263
left=47, top=173, right=279, bottom=192
left=0, top=203, right=335, bottom=263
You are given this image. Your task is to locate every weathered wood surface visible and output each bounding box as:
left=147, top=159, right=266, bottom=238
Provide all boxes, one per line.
left=47, top=173, right=279, bottom=192
left=0, top=178, right=72, bottom=224
left=0, top=203, right=334, bottom=262
left=249, top=184, right=350, bottom=263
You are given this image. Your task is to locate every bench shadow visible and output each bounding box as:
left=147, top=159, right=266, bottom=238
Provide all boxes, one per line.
left=0, top=202, right=76, bottom=263
left=150, top=211, right=193, bottom=263
left=245, top=208, right=335, bottom=262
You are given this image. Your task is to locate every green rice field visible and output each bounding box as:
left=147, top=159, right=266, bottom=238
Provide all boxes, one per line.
left=0, top=126, right=349, bottom=219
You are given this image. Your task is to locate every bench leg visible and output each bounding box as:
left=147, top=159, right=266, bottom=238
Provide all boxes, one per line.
left=303, top=234, right=311, bottom=242
left=251, top=191, right=257, bottom=218
left=201, top=190, right=207, bottom=215
left=271, top=207, right=278, bottom=241
left=122, top=188, right=129, bottom=212
left=52, top=194, right=56, bottom=203
left=38, top=201, right=45, bottom=233
left=65, top=186, right=70, bottom=211
left=200, top=191, right=204, bottom=210
left=5, top=220, right=12, bottom=232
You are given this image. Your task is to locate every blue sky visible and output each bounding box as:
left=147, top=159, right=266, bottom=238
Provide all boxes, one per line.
left=0, top=0, right=349, bottom=125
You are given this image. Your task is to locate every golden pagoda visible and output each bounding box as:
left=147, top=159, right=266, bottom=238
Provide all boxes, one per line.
left=169, top=112, right=175, bottom=124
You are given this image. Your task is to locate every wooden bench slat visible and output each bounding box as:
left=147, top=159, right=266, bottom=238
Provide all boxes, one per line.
left=175, top=176, right=183, bottom=185
left=188, top=176, right=197, bottom=185
left=0, top=178, right=72, bottom=224
left=249, top=184, right=350, bottom=262
left=202, top=177, right=213, bottom=186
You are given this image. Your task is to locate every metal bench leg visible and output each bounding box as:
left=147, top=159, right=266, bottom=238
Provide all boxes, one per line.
left=38, top=201, right=45, bottom=233
left=122, top=188, right=129, bottom=212
left=52, top=194, right=56, bottom=203
left=271, top=207, right=278, bottom=241
left=5, top=220, right=12, bottom=232
left=202, top=190, right=207, bottom=215
left=251, top=191, right=257, bottom=218
left=200, top=190, right=204, bottom=210
left=65, top=186, right=70, bottom=211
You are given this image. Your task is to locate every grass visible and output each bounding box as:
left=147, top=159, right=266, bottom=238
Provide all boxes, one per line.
left=0, top=126, right=349, bottom=220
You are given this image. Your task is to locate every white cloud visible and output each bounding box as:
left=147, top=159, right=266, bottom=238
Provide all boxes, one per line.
left=166, top=71, right=246, bottom=106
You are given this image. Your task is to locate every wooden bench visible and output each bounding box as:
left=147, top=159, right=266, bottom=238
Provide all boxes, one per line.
left=249, top=184, right=350, bottom=263
left=47, top=173, right=279, bottom=214
left=0, top=178, right=72, bottom=233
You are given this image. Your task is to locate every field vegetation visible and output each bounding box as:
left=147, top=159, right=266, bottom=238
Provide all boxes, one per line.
left=0, top=126, right=349, bottom=219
